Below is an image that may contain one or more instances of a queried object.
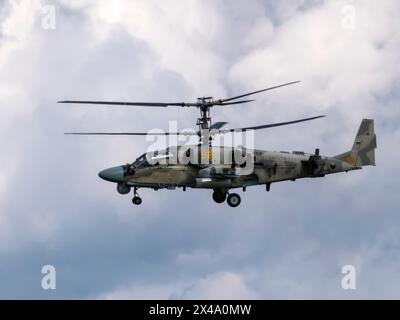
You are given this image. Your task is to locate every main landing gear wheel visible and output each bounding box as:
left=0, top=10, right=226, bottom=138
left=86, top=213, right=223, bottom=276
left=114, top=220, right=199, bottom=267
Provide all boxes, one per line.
left=132, top=187, right=142, bottom=206
left=227, top=193, right=241, bottom=207
left=212, top=190, right=227, bottom=204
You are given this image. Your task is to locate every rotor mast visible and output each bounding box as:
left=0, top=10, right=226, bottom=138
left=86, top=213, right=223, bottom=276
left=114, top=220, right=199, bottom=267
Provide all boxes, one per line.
left=196, top=97, right=213, bottom=131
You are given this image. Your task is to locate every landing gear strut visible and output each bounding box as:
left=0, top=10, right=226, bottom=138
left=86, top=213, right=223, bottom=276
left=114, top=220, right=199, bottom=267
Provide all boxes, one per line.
left=132, top=187, right=142, bottom=205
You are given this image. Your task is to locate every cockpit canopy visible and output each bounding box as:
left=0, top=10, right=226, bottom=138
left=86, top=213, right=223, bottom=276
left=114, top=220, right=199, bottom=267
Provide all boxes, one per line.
left=133, top=153, right=149, bottom=169
left=132, top=150, right=174, bottom=168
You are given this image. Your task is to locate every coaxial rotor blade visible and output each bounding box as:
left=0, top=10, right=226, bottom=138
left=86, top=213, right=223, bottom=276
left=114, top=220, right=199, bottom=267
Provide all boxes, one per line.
left=58, top=100, right=197, bottom=107
left=58, top=100, right=254, bottom=107
left=58, top=81, right=299, bottom=108
left=64, top=115, right=323, bottom=136
left=209, top=122, right=228, bottom=130
left=218, top=81, right=301, bottom=103
left=213, top=100, right=254, bottom=106
left=64, top=131, right=199, bottom=136
left=216, top=115, right=325, bottom=134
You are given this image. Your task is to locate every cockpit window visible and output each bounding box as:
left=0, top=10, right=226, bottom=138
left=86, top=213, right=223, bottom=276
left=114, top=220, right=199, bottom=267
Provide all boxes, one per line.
left=147, top=150, right=174, bottom=166
left=134, top=153, right=149, bottom=168
left=133, top=150, right=174, bottom=168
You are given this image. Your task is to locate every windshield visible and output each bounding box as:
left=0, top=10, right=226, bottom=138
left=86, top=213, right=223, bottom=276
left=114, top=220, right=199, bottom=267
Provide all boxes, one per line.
left=133, top=153, right=149, bottom=168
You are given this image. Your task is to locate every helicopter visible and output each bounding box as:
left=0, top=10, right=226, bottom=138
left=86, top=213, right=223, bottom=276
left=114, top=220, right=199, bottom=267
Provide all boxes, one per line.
left=59, top=81, right=376, bottom=207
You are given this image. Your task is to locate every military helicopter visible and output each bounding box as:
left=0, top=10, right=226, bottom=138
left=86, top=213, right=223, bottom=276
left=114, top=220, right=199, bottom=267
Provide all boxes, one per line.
left=59, top=81, right=376, bottom=207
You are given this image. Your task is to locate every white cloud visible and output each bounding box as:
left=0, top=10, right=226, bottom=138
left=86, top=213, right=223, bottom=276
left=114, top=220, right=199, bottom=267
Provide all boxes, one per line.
left=181, top=272, right=258, bottom=300
left=99, top=284, right=178, bottom=300
left=100, top=271, right=257, bottom=300
left=230, top=0, right=400, bottom=120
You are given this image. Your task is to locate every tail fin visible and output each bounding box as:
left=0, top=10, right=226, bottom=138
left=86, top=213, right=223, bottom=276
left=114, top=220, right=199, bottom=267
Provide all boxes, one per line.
left=335, top=119, right=377, bottom=166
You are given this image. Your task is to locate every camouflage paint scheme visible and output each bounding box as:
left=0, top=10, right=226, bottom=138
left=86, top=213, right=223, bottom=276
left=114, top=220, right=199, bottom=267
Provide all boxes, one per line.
left=99, top=119, right=376, bottom=205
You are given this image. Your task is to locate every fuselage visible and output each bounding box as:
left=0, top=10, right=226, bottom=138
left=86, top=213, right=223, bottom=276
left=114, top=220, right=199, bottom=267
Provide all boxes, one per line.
left=99, top=145, right=359, bottom=191
left=95, top=118, right=374, bottom=207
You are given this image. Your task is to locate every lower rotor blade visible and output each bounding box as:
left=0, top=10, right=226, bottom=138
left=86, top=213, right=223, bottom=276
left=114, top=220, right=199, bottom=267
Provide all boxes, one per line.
left=209, top=122, right=228, bottom=130
left=65, top=131, right=199, bottom=136
left=217, top=115, right=326, bottom=133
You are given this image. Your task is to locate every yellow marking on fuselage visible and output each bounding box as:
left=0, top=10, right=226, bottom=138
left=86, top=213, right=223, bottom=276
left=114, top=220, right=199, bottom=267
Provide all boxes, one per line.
left=345, top=155, right=357, bottom=166
left=201, top=150, right=214, bottom=159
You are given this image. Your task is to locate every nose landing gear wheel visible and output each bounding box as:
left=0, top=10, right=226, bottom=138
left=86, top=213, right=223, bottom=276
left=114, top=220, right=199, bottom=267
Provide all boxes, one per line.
left=132, top=197, right=142, bottom=205
left=227, top=193, right=241, bottom=207
left=132, top=187, right=142, bottom=205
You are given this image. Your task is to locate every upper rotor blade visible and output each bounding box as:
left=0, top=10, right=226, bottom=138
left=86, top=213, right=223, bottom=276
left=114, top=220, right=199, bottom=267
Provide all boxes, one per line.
left=58, top=100, right=196, bottom=107
left=217, top=115, right=326, bottom=133
left=58, top=82, right=299, bottom=107
left=214, top=100, right=254, bottom=106
left=219, top=81, right=301, bottom=103
left=58, top=99, right=254, bottom=107
left=64, top=131, right=199, bottom=136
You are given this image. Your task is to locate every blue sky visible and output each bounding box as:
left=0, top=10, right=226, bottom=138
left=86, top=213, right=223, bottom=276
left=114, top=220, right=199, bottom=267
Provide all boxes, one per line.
left=0, top=0, right=399, bottom=299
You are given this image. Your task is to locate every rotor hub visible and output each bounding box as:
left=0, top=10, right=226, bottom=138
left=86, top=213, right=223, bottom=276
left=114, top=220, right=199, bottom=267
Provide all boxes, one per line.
left=196, top=97, right=214, bottom=129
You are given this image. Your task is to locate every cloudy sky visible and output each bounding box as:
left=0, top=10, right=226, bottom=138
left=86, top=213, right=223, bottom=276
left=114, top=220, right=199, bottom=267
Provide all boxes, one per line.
left=0, top=0, right=399, bottom=299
